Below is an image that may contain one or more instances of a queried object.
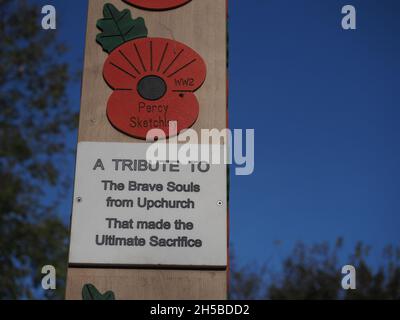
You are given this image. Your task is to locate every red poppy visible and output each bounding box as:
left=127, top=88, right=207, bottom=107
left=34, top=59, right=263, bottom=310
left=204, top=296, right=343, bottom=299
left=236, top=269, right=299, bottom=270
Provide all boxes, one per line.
left=123, top=0, right=191, bottom=10
left=103, top=37, right=206, bottom=139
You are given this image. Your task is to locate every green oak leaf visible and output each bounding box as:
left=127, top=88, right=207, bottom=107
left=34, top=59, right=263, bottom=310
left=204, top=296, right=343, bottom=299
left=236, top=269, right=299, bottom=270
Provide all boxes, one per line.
left=82, top=283, right=116, bottom=300
left=96, top=3, right=148, bottom=53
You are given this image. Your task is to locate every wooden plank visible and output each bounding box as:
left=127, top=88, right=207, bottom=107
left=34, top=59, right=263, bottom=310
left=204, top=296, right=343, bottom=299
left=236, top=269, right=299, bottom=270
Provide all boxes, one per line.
left=66, top=0, right=227, bottom=300
left=66, top=269, right=227, bottom=300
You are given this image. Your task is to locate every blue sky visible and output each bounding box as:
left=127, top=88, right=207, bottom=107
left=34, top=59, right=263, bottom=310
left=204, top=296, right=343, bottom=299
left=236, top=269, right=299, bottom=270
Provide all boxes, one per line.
left=34, top=0, right=400, bottom=266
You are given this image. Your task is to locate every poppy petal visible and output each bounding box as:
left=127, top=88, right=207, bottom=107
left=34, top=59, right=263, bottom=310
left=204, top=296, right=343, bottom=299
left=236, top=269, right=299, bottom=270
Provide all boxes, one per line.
left=107, top=90, right=199, bottom=139
left=123, top=0, right=191, bottom=10
left=103, top=38, right=206, bottom=93
left=103, top=45, right=141, bottom=90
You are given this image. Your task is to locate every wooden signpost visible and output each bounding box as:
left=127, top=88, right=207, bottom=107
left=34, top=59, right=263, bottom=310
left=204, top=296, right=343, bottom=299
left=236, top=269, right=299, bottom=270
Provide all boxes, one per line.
left=66, top=0, right=228, bottom=300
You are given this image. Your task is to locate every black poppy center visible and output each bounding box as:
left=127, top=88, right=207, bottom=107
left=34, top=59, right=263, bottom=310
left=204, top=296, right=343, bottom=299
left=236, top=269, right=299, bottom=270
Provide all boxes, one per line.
left=137, top=75, right=167, bottom=101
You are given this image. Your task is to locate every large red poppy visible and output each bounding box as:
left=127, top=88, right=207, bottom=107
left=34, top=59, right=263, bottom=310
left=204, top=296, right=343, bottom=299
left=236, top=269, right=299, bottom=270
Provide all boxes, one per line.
left=123, top=0, right=191, bottom=10
left=103, top=37, right=206, bottom=139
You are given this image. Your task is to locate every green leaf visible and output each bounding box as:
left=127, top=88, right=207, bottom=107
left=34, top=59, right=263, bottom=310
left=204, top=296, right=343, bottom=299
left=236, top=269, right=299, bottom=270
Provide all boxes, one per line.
left=82, top=283, right=116, bottom=300
left=96, top=3, right=148, bottom=53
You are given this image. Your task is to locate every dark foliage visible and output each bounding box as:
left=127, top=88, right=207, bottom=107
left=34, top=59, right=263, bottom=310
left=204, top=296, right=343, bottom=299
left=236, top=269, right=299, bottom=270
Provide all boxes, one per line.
left=0, top=0, right=76, bottom=299
left=230, top=239, right=400, bottom=300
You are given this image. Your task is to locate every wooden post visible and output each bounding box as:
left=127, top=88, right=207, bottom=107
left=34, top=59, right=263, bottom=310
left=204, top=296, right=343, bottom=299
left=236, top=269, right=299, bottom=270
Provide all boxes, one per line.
left=66, top=0, right=228, bottom=300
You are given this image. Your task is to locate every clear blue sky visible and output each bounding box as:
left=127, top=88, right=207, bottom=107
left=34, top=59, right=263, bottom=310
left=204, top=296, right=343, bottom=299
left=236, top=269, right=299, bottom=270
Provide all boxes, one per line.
left=35, top=0, right=400, bottom=266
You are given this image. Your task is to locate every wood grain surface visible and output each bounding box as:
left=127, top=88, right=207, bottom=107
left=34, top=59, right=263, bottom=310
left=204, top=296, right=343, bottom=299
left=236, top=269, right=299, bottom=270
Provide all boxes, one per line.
left=66, top=0, right=227, bottom=300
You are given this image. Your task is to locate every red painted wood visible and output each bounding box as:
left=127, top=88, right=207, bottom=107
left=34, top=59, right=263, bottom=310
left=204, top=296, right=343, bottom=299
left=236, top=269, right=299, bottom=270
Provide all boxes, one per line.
left=123, top=0, right=191, bottom=10
left=103, top=37, right=207, bottom=140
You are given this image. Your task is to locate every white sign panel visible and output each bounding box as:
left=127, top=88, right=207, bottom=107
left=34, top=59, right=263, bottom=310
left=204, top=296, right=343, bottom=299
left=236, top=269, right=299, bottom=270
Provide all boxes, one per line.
left=68, top=142, right=227, bottom=267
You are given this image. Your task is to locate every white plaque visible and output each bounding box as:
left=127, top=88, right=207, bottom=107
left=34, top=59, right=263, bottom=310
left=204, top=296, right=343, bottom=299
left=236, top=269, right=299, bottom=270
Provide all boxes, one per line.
left=68, top=142, right=227, bottom=267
